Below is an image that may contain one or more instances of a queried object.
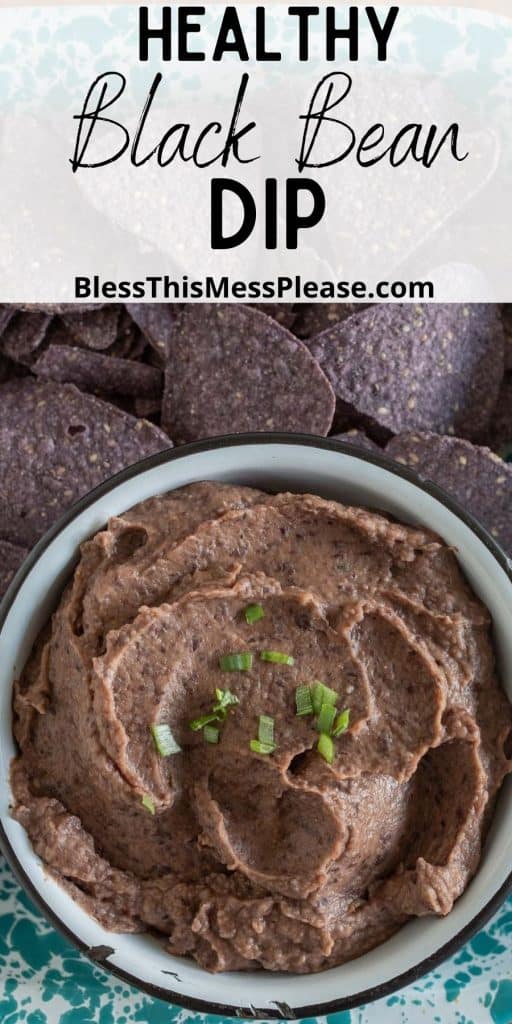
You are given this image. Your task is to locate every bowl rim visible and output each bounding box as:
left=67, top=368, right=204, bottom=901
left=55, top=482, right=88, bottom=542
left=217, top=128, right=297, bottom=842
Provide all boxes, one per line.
left=1, top=430, right=511, bottom=1020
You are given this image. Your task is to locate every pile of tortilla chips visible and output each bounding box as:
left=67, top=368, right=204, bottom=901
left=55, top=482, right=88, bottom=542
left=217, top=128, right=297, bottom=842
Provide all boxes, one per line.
left=0, top=301, right=510, bottom=597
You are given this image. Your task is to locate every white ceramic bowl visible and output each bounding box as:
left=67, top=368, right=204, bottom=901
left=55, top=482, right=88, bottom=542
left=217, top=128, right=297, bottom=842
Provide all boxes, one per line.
left=1, top=434, right=511, bottom=1020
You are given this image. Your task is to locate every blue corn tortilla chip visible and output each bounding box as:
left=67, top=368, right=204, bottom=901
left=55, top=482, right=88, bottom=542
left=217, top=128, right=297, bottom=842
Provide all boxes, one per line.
left=308, top=304, right=504, bottom=443
left=61, top=306, right=121, bottom=351
left=33, top=345, right=162, bottom=400
left=386, top=432, right=512, bottom=556
left=0, top=378, right=171, bottom=547
left=127, top=304, right=178, bottom=363
left=0, top=539, right=28, bottom=600
left=502, top=305, right=512, bottom=371
left=160, top=304, right=335, bottom=443
left=0, top=311, right=52, bottom=366
left=250, top=304, right=296, bottom=331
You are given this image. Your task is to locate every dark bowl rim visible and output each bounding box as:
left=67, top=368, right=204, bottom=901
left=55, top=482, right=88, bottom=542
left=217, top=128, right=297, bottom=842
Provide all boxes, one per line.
left=1, top=431, right=511, bottom=1020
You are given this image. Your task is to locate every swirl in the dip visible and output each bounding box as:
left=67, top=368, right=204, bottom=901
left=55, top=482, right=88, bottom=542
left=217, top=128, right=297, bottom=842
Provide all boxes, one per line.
left=11, top=483, right=512, bottom=973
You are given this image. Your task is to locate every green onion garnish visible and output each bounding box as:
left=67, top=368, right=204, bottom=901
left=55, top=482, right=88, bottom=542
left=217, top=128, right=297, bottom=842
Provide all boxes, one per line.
left=204, top=725, right=219, bottom=744
left=245, top=603, right=264, bottom=624
left=213, top=688, right=240, bottom=717
left=258, top=714, right=275, bottom=746
left=295, top=684, right=314, bottom=717
left=250, top=739, right=276, bottom=755
left=316, top=702, right=337, bottom=735
left=189, top=712, right=219, bottom=732
left=311, top=681, right=337, bottom=715
left=332, top=708, right=351, bottom=737
left=317, top=733, right=335, bottom=765
left=142, top=794, right=155, bottom=814
left=219, top=652, right=253, bottom=672
left=260, top=650, right=295, bottom=666
left=150, top=723, right=181, bottom=757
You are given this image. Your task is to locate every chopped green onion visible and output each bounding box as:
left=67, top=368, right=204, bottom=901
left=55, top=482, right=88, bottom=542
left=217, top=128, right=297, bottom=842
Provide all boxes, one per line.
left=245, top=603, right=264, bottom=624
left=142, top=794, right=155, bottom=814
left=250, top=739, right=276, bottom=755
left=295, top=684, right=314, bottom=717
left=258, top=714, right=275, bottom=746
left=189, top=712, right=219, bottom=732
left=213, top=688, right=240, bottom=717
left=150, top=723, right=181, bottom=757
left=316, top=702, right=337, bottom=735
left=203, top=725, right=219, bottom=744
left=311, top=681, right=337, bottom=715
left=317, top=733, right=335, bottom=765
left=260, top=650, right=295, bottom=666
left=219, top=652, right=253, bottom=672
left=332, top=708, right=351, bottom=737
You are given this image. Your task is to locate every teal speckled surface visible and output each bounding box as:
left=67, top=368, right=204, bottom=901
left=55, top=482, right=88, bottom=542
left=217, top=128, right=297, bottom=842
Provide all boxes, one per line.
left=0, top=855, right=511, bottom=1023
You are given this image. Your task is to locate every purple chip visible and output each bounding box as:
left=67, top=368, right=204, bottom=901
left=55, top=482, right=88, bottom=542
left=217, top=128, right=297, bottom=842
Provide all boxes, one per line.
left=127, top=305, right=178, bottom=362
left=160, top=304, right=335, bottom=443
left=308, top=304, right=504, bottom=442
left=502, top=306, right=512, bottom=371
left=33, top=345, right=163, bottom=399
left=0, top=311, right=52, bottom=366
left=0, top=379, right=172, bottom=547
left=0, top=539, right=28, bottom=600
left=107, top=308, right=148, bottom=361
left=61, top=306, right=121, bottom=351
left=386, top=432, right=512, bottom=556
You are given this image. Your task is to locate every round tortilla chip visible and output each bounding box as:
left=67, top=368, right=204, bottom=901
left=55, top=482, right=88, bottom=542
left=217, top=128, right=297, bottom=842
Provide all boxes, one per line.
left=61, top=306, right=121, bottom=351
left=308, top=304, right=504, bottom=442
left=107, top=308, right=148, bottom=361
left=33, top=345, right=162, bottom=400
left=160, top=304, right=335, bottom=443
left=386, top=432, right=512, bottom=556
left=0, top=539, right=28, bottom=600
left=15, top=304, right=103, bottom=314
left=249, top=304, right=296, bottom=331
left=127, top=305, right=178, bottom=363
left=0, top=379, right=171, bottom=547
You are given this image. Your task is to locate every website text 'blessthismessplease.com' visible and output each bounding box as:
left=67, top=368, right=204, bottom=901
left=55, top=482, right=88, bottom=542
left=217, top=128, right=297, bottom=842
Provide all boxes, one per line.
left=74, top=275, right=435, bottom=302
